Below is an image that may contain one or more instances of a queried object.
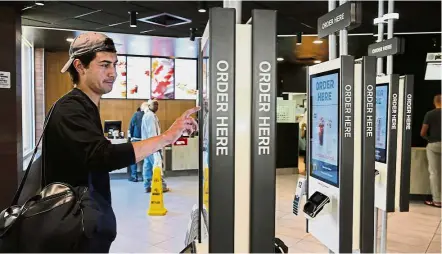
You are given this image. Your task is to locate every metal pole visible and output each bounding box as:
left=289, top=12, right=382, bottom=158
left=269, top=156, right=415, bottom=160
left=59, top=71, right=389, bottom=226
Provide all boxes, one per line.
left=328, top=0, right=337, bottom=60
left=386, top=0, right=394, bottom=75
left=376, top=0, right=384, bottom=75
left=380, top=1, right=394, bottom=252
left=223, top=0, right=242, bottom=24
left=339, top=0, right=348, bottom=55
left=374, top=207, right=378, bottom=252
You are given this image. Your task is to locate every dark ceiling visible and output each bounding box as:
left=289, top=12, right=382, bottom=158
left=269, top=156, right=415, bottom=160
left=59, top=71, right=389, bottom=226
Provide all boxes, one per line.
left=18, top=1, right=442, bottom=38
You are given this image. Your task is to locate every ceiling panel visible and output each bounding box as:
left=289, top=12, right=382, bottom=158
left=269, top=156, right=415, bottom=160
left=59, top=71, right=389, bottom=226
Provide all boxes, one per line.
left=79, top=11, right=127, bottom=26
left=53, top=18, right=107, bottom=29
left=35, top=1, right=95, bottom=17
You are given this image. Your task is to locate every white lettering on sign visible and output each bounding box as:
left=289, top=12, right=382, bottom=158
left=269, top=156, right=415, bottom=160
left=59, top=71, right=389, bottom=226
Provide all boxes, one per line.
left=258, top=61, right=272, bottom=155
left=216, top=60, right=229, bottom=156
left=321, top=13, right=345, bottom=30
left=366, top=84, right=374, bottom=137
left=344, top=84, right=352, bottom=138
left=371, top=44, right=393, bottom=54
left=391, top=93, right=398, bottom=130
left=406, top=94, right=412, bottom=130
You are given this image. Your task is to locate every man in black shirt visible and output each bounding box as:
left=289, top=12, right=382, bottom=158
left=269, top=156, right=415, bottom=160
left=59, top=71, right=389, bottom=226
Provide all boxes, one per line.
left=421, top=94, right=441, bottom=207
left=42, top=32, right=198, bottom=252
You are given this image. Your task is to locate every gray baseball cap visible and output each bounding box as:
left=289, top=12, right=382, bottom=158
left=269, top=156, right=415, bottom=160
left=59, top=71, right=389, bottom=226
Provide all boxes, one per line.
left=61, top=31, right=117, bottom=73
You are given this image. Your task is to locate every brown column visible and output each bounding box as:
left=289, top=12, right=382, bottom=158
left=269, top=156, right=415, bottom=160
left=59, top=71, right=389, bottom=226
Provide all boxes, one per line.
left=0, top=4, right=22, bottom=210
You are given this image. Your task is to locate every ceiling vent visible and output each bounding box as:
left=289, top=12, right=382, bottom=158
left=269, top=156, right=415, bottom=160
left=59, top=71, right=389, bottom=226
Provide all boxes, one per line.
left=138, top=13, right=191, bottom=27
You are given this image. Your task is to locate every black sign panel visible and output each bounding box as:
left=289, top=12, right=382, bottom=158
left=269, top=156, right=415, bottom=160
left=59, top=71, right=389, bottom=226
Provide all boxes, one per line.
left=386, top=75, right=399, bottom=213
left=250, top=9, right=277, bottom=253
left=338, top=55, right=355, bottom=253
left=317, top=1, right=362, bottom=38
left=368, top=37, right=404, bottom=58
left=208, top=7, right=236, bottom=253
left=399, top=75, right=414, bottom=212
left=359, top=56, right=377, bottom=253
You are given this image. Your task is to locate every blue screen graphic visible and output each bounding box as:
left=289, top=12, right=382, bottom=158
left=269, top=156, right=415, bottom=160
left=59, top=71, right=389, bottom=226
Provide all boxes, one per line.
left=375, top=84, right=389, bottom=163
left=310, top=72, right=339, bottom=187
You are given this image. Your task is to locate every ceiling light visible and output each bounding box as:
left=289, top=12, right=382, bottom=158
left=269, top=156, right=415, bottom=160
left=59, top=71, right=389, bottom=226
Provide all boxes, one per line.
left=66, top=38, right=74, bottom=42
left=198, top=1, right=207, bottom=13
left=277, top=57, right=284, bottom=62
left=35, top=1, right=44, bottom=6
left=129, top=11, right=138, bottom=28
left=313, top=39, right=323, bottom=44
left=314, top=60, right=322, bottom=64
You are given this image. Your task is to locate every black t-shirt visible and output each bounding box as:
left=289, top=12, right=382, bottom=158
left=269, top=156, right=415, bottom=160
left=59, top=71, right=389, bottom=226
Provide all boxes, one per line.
left=423, top=108, right=441, bottom=143
left=42, top=88, right=136, bottom=204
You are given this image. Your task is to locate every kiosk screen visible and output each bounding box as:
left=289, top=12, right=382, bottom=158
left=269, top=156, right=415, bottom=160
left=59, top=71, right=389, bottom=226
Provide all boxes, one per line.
left=310, top=70, right=340, bottom=187
left=375, top=84, right=389, bottom=163
left=202, top=40, right=210, bottom=222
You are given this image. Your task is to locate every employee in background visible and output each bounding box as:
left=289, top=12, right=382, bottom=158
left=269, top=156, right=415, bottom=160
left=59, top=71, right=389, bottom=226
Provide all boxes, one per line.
left=141, top=99, right=169, bottom=193
left=421, top=94, right=441, bottom=208
left=127, top=107, right=144, bottom=182
left=298, top=108, right=307, bottom=175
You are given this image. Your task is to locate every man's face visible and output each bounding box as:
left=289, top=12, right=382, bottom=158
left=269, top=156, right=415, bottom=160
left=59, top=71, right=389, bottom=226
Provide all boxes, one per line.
left=150, top=101, right=159, bottom=113
left=81, top=51, right=118, bottom=95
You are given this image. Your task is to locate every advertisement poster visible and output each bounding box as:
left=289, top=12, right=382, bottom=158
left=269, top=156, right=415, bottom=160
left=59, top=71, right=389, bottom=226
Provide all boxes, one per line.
left=310, top=72, right=339, bottom=187
left=126, top=56, right=151, bottom=99
left=151, top=58, right=175, bottom=99
left=375, top=84, right=389, bottom=163
left=175, top=59, right=197, bottom=100
left=102, top=55, right=127, bottom=99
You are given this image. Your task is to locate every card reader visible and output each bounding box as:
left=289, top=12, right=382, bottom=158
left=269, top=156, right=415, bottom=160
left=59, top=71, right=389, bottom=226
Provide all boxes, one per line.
left=303, top=191, right=330, bottom=218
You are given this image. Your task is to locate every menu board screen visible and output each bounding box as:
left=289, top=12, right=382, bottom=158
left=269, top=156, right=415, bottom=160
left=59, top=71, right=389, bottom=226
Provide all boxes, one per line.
left=151, top=58, right=175, bottom=99
left=126, top=56, right=151, bottom=99
left=375, top=84, right=389, bottom=163
left=175, top=59, right=197, bottom=100
left=310, top=70, right=340, bottom=187
left=102, top=55, right=127, bottom=99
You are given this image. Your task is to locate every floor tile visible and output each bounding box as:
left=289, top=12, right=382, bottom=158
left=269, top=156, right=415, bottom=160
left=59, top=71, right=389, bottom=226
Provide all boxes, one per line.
left=293, top=239, right=329, bottom=253
left=427, top=239, right=442, bottom=253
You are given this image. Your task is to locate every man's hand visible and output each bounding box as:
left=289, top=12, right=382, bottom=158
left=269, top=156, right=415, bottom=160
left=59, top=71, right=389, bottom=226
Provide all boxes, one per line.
left=163, top=106, right=200, bottom=144
left=132, top=106, right=200, bottom=163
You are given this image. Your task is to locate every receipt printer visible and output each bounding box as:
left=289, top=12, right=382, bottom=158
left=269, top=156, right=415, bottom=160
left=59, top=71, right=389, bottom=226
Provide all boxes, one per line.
left=303, top=191, right=330, bottom=218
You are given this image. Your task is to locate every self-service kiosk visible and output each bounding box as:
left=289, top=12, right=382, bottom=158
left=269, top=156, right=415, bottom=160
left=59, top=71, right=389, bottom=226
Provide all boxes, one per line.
left=305, top=56, right=355, bottom=253
left=197, top=7, right=278, bottom=253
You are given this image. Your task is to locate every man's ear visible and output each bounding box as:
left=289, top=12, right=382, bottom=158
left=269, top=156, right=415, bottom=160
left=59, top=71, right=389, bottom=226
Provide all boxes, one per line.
left=73, top=59, right=85, bottom=75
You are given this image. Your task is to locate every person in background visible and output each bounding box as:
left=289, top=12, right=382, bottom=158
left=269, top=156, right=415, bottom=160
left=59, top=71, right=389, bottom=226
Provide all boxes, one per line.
left=42, top=31, right=198, bottom=252
left=127, top=107, right=144, bottom=182
left=298, top=108, right=307, bottom=175
left=421, top=94, right=441, bottom=208
left=141, top=99, right=169, bottom=193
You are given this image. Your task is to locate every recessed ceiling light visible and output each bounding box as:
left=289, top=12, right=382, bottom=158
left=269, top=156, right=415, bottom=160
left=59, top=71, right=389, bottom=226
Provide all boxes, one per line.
left=35, top=1, right=44, bottom=6
left=296, top=42, right=302, bottom=45
left=313, top=39, right=323, bottom=44
left=314, top=60, right=322, bottom=64
left=198, top=8, right=206, bottom=13
left=277, top=57, right=284, bottom=62
left=66, top=38, right=74, bottom=42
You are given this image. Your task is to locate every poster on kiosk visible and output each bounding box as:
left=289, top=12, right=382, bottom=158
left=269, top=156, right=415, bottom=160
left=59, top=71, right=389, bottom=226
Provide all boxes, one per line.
left=305, top=56, right=355, bottom=253
left=375, top=75, right=399, bottom=212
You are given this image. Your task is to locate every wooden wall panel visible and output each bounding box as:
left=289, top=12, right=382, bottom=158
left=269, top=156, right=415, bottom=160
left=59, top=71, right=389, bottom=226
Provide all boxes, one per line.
left=44, top=51, right=196, bottom=135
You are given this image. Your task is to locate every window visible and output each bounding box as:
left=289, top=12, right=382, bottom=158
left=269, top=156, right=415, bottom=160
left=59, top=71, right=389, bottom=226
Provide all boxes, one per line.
left=22, top=38, right=35, bottom=157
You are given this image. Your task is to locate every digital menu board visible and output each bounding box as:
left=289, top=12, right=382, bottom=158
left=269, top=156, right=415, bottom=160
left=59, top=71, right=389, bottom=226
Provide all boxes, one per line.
left=126, top=56, right=151, bottom=99
left=175, top=59, right=197, bottom=100
left=102, top=55, right=127, bottom=99
left=310, top=70, right=340, bottom=187
left=375, top=84, right=389, bottom=163
left=151, top=58, right=175, bottom=99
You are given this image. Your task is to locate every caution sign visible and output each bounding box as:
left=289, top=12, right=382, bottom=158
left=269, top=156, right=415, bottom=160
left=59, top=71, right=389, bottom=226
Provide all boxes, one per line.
left=203, top=167, right=209, bottom=211
left=147, top=166, right=167, bottom=216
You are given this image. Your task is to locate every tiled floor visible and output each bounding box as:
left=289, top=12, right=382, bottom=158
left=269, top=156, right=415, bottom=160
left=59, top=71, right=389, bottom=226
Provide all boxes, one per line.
left=109, top=174, right=441, bottom=253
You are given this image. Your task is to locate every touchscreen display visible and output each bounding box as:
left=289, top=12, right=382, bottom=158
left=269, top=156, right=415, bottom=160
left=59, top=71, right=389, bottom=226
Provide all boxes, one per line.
left=375, top=84, right=389, bottom=163
left=202, top=40, right=210, bottom=221
left=310, top=71, right=340, bottom=187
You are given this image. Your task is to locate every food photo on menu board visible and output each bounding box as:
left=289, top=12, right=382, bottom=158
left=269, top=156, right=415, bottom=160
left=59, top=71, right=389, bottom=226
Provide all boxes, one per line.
left=151, top=58, right=175, bottom=99
left=102, top=55, right=127, bottom=99
left=310, top=72, right=339, bottom=187
left=175, top=59, right=197, bottom=100
left=375, top=84, right=389, bottom=163
left=126, top=56, right=151, bottom=99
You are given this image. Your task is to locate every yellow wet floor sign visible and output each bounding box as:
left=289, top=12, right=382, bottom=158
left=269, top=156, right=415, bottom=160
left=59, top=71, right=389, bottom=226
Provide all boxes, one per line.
left=148, top=166, right=167, bottom=216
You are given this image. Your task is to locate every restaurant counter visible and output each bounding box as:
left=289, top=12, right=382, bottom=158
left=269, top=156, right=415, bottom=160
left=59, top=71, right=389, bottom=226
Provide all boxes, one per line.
left=164, top=136, right=199, bottom=173
left=410, top=147, right=431, bottom=197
